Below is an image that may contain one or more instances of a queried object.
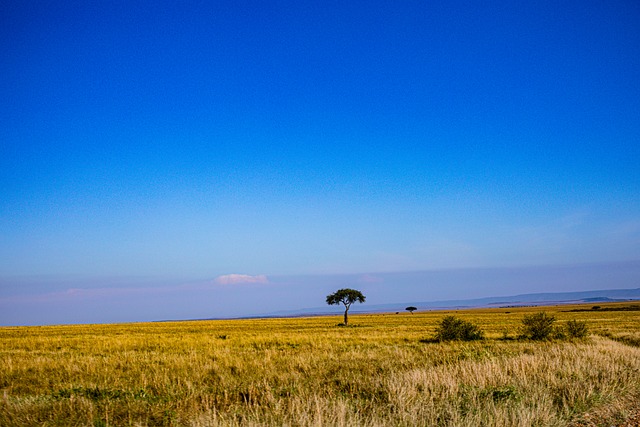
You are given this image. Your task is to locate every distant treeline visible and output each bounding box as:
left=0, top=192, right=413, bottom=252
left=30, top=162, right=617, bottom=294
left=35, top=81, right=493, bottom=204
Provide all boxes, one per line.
left=564, top=304, right=640, bottom=312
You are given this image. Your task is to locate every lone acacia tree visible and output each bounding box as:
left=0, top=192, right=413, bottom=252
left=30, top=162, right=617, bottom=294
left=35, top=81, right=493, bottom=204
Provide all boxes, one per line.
left=326, top=288, right=366, bottom=326
left=406, top=306, right=417, bottom=314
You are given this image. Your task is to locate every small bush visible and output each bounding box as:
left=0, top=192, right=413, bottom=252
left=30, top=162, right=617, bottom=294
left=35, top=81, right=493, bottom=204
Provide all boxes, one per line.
left=520, top=312, right=556, bottom=340
left=565, top=319, right=589, bottom=338
left=434, top=316, right=484, bottom=341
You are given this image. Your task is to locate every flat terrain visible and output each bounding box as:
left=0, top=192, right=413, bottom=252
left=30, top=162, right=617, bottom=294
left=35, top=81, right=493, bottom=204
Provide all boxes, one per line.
left=1, top=303, right=639, bottom=426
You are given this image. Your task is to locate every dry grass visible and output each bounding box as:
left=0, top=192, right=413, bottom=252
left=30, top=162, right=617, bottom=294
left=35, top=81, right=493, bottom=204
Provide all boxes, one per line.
left=1, top=303, right=639, bottom=426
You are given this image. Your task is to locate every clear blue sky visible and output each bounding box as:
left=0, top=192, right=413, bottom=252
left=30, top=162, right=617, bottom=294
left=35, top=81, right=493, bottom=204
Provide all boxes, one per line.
left=1, top=1, right=639, bottom=325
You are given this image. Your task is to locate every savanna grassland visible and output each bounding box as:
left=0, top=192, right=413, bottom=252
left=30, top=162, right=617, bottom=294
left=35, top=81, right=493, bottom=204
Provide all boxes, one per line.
left=1, top=303, right=639, bottom=426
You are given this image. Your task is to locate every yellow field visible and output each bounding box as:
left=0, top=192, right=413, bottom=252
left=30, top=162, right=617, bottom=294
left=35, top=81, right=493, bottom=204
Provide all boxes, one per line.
left=1, top=303, right=639, bottom=426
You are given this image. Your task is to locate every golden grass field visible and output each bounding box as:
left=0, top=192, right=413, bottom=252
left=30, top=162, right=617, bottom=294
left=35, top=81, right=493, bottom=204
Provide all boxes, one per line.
left=1, top=302, right=639, bottom=426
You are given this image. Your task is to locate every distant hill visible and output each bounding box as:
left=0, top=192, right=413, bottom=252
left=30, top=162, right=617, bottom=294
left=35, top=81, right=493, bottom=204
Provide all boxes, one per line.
left=264, top=287, right=640, bottom=317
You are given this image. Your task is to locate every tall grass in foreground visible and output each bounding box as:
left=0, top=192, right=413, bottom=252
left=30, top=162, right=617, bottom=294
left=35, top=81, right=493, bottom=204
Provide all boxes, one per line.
left=1, top=304, right=639, bottom=426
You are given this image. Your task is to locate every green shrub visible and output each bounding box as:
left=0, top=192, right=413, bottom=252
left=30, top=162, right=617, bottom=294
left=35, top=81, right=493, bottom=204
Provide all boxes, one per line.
left=565, top=319, right=589, bottom=338
left=434, top=316, right=484, bottom=341
left=520, top=312, right=556, bottom=340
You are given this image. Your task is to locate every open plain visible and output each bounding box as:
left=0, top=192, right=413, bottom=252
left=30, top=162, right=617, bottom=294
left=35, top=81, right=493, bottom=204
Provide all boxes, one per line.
left=1, top=302, right=639, bottom=426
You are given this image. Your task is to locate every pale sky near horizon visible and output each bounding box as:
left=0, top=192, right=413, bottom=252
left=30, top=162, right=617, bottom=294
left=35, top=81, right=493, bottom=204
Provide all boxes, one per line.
left=1, top=1, right=639, bottom=325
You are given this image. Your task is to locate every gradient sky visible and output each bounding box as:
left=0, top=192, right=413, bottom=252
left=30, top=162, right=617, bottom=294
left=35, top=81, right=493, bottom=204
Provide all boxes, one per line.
left=1, top=1, right=639, bottom=325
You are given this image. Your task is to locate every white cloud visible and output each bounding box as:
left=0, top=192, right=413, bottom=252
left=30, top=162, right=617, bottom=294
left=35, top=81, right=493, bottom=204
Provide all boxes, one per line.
left=214, top=274, right=269, bottom=285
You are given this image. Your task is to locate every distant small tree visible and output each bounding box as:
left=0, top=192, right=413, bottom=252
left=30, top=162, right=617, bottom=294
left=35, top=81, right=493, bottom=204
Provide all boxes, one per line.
left=326, top=288, right=366, bottom=326
left=520, top=312, right=556, bottom=340
left=406, top=306, right=417, bottom=314
left=434, top=316, right=484, bottom=341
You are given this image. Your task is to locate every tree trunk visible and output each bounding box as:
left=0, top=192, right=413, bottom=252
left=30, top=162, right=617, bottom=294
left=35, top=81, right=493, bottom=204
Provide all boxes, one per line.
left=343, top=308, right=349, bottom=326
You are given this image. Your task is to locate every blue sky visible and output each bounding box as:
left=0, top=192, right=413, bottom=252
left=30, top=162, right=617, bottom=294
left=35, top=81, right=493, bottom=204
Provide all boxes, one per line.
left=1, top=1, right=639, bottom=325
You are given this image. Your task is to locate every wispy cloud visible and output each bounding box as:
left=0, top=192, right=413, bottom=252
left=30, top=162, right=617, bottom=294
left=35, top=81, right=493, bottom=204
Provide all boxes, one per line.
left=214, top=274, right=269, bottom=285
